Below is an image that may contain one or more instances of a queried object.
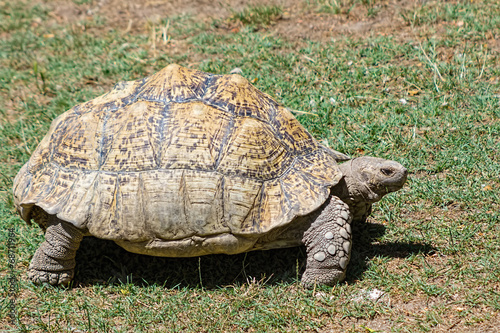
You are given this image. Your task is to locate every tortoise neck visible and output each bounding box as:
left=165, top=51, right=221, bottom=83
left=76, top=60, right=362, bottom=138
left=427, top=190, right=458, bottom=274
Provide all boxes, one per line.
left=337, top=159, right=382, bottom=205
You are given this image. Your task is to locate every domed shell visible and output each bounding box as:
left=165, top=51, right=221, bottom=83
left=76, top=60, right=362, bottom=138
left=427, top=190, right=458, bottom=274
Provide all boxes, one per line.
left=13, top=64, right=348, bottom=254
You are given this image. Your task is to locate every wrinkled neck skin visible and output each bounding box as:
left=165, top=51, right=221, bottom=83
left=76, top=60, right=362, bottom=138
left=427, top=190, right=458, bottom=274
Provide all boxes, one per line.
left=330, top=176, right=375, bottom=223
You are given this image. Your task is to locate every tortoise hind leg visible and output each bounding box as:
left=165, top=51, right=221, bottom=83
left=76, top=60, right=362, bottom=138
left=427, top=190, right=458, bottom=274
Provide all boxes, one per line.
left=28, top=215, right=84, bottom=286
left=301, top=195, right=352, bottom=288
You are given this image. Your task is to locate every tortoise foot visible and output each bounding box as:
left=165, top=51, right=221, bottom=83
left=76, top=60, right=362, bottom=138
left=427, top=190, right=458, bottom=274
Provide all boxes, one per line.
left=301, top=267, right=346, bottom=289
left=28, top=268, right=74, bottom=286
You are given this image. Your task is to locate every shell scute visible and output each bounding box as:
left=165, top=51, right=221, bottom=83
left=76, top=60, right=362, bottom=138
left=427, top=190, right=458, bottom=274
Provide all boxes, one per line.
left=122, top=169, right=229, bottom=240
left=253, top=178, right=288, bottom=233
left=159, top=102, right=232, bottom=171
left=50, top=112, right=100, bottom=170
left=223, top=175, right=263, bottom=234
left=203, top=74, right=277, bottom=122
left=99, top=100, right=159, bottom=172
left=75, top=79, right=143, bottom=116
left=217, top=117, right=293, bottom=180
left=293, top=150, right=342, bottom=186
left=137, top=64, right=209, bottom=102
left=273, top=106, right=318, bottom=153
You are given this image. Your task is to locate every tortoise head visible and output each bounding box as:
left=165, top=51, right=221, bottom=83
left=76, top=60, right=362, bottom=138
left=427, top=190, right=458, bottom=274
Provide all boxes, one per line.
left=339, top=156, right=408, bottom=204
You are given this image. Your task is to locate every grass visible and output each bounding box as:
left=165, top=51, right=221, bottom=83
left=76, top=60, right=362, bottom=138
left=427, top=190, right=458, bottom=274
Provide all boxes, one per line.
left=226, top=5, right=283, bottom=30
left=1, top=0, right=499, bottom=331
left=310, top=0, right=382, bottom=16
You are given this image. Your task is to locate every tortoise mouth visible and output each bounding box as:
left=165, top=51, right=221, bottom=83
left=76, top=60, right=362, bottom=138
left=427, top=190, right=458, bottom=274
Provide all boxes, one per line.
left=383, top=183, right=405, bottom=193
left=382, top=168, right=407, bottom=192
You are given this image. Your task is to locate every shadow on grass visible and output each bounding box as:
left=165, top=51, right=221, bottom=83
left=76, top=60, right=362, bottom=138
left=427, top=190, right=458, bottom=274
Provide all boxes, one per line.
left=72, top=222, right=435, bottom=289
left=345, top=222, right=436, bottom=284
left=73, top=237, right=306, bottom=289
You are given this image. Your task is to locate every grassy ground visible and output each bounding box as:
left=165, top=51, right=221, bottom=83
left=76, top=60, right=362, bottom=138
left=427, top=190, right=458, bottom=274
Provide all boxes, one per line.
left=0, top=0, right=499, bottom=331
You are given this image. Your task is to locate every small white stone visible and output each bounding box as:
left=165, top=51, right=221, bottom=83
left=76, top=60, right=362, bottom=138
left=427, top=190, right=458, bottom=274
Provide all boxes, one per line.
left=339, top=257, right=348, bottom=269
left=327, top=244, right=336, bottom=255
left=340, top=228, right=349, bottom=239
left=343, top=241, right=351, bottom=253
left=345, top=223, right=351, bottom=234
left=315, top=292, right=327, bottom=299
left=325, top=231, right=334, bottom=239
left=314, top=251, right=326, bottom=262
left=329, top=97, right=336, bottom=104
left=340, top=210, right=349, bottom=220
left=368, top=289, right=385, bottom=301
left=229, top=67, right=243, bottom=74
left=399, top=98, right=407, bottom=105
left=352, top=288, right=387, bottom=303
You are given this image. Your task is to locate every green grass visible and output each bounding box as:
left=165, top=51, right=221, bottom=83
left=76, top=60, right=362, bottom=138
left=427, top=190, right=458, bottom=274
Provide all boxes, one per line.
left=1, top=0, right=499, bottom=331
left=309, top=0, right=382, bottom=16
left=226, top=5, right=283, bottom=30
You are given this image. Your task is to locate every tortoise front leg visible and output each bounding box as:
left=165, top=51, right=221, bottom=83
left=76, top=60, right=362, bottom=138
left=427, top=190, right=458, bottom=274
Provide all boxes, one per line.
left=301, top=195, right=352, bottom=288
left=28, top=216, right=84, bottom=286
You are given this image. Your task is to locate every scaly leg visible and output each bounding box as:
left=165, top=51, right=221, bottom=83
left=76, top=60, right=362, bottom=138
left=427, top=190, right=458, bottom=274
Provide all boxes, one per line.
left=301, top=195, right=352, bottom=287
left=28, top=215, right=84, bottom=286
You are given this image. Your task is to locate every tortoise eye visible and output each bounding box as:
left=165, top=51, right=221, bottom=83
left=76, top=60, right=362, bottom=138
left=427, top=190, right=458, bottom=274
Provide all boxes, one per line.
left=381, top=168, right=394, bottom=176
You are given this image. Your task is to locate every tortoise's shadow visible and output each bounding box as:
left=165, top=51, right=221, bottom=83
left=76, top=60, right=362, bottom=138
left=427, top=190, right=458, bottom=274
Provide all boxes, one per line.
left=73, top=222, right=435, bottom=289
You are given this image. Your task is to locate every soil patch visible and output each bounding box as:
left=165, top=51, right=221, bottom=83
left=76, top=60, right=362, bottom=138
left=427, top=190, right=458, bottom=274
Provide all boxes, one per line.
left=45, top=0, right=425, bottom=42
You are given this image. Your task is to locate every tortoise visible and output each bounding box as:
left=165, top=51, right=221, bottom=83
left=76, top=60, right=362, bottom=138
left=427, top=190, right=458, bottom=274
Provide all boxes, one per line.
left=13, top=64, right=407, bottom=287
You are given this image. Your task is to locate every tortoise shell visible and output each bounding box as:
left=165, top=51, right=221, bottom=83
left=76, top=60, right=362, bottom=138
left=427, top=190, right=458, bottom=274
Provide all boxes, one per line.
left=13, top=64, right=348, bottom=255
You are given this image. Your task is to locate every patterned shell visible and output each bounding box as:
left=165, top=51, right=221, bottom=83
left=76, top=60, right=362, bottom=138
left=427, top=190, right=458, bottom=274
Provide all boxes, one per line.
left=13, top=64, right=347, bottom=243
